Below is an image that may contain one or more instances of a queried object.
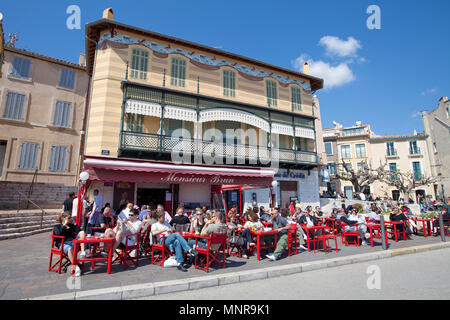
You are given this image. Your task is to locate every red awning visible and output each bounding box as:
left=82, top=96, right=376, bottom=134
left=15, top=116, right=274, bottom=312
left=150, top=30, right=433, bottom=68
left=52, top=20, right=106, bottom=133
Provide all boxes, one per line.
left=83, top=157, right=275, bottom=187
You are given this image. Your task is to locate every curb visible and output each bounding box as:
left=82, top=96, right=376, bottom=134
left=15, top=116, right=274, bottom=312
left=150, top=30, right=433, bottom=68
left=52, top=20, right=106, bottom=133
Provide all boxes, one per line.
left=28, top=241, right=450, bottom=300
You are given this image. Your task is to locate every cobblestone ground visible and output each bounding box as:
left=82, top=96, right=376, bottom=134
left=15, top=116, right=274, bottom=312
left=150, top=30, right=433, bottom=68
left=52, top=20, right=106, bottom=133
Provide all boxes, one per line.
left=0, top=230, right=445, bottom=299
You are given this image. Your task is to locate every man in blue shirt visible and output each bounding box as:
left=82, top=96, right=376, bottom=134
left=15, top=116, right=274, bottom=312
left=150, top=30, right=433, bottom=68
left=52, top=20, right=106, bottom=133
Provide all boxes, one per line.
left=265, top=209, right=292, bottom=261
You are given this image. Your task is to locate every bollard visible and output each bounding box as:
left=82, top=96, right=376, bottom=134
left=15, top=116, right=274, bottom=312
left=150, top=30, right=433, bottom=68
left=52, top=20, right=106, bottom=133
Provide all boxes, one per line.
left=380, top=214, right=387, bottom=250
left=438, top=212, right=446, bottom=242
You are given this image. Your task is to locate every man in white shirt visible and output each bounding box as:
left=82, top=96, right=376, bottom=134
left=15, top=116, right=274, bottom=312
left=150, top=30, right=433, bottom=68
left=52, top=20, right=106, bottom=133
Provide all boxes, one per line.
left=151, top=211, right=194, bottom=272
left=104, top=208, right=142, bottom=252
left=347, top=209, right=370, bottom=245
left=157, top=204, right=172, bottom=224
left=120, top=202, right=133, bottom=220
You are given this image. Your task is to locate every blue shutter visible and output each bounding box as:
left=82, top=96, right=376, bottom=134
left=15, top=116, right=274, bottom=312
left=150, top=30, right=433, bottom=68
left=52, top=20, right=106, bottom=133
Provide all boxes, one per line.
left=49, top=146, right=67, bottom=172
left=53, top=101, right=72, bottom=127
left=11, top=56, right=31, bottom=78
left=18, top=142, right=39, bottom=170
left=59, top=68, right=76, bottom=89
left=3, top=91, right=26, bottom=120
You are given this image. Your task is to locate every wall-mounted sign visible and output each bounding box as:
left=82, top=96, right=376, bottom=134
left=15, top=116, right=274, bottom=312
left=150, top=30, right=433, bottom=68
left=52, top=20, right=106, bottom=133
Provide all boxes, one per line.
left=101, top=150, right=110, bottom=155
left=274, top=171, right=306, bottom=179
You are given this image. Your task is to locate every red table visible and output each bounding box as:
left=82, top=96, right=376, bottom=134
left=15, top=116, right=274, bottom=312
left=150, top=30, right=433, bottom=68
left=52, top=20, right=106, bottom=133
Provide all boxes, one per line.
left=366, top=223, right=388, bottom=247
left=384, top=220, right=406, bottom=242
left=250, top=229, right=278, bottom=260
left=409, top=217, right=432, bottom=237
left=180, top=232, right=197, bottom=239
left=71, top=236, right=116, bottom=275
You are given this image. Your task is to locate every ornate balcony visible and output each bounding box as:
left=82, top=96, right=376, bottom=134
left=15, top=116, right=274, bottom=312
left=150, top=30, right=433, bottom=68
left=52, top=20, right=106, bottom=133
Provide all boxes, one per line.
left=119, top=131, right=318, bottom=167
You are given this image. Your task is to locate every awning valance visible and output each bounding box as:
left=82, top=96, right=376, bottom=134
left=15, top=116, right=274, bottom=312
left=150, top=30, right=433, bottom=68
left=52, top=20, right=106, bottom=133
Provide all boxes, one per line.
left=83, top=157, right=275, bottom=186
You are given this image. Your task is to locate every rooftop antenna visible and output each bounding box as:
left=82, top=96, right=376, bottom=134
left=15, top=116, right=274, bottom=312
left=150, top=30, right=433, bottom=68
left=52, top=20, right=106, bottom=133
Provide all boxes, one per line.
left=7, top=32, right=18, bottom=47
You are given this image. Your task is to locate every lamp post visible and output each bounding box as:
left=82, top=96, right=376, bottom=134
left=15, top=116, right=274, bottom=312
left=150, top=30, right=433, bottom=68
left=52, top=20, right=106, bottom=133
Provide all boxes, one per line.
left=76, top=171, right=89, bottom=227
left=270, top=180, right=278, bottom=209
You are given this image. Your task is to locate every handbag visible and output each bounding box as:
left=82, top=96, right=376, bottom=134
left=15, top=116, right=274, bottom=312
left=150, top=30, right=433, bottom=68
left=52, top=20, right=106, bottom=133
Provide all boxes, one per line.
left=229, top=233, right=245, bottom=247
left=163, top=256, right=179, bottom=268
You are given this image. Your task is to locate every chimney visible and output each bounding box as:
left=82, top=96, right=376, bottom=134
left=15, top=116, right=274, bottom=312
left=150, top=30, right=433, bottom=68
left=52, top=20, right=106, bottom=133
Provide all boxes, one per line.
left=78, top=53, right=86, bottom=67
left=102, top=8, right=114, bottom=20
left=303, top=62, right=309, bottom=75
left=414, top=129, right=417, bottom=135
left=356, top=121, right=362, bottom=126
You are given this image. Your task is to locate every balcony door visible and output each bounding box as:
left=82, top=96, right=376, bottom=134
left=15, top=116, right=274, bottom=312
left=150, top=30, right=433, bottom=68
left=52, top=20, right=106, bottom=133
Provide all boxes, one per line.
left=0, top=141, right=6, bottom=178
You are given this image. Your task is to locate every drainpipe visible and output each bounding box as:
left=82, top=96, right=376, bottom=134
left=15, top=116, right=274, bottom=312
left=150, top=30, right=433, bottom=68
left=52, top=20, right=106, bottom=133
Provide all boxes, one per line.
left=78, top=35, right=98, bottom=180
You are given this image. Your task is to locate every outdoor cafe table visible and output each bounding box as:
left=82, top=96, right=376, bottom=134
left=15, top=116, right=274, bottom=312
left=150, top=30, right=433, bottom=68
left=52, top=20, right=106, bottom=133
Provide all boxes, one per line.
left=250, top=229, right=279, bottom=260
left=71, top=236, right=116, bottom=275
left=409, top=217, right=433, bottom=237
left=300, top=225, right=328, bottom=252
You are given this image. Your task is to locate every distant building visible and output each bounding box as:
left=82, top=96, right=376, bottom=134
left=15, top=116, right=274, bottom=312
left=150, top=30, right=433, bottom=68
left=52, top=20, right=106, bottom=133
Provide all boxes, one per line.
left=422, top=96, right=450, bottom=202
left=321, top=121, right=436, bottom=202
left=0, top=41, right=88, bottom=207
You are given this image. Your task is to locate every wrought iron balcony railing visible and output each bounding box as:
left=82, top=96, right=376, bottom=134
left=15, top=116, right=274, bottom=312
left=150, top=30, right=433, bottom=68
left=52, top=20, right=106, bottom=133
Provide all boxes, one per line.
left=120, top=131, right=318, bottom=165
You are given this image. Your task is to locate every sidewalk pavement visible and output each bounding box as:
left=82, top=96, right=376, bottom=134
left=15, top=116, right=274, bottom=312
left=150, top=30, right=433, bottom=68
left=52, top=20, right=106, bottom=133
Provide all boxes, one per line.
left=0, top=230, right=447, bottom=300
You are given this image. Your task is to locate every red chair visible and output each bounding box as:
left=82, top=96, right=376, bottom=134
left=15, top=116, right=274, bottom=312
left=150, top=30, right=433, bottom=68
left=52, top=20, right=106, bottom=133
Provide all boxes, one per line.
left=151, top=233, right=172, bottom=267
left=287, top=224, right=298, bottom=256
left=313, top=233, right=338, bottom=253
left=113, top=228, right=141, bottom=269
left=340, top=221, right=360, bottom=246
left=48, top=232, right=71, bottom=274
left=195, top=233, right=227, bottom=273
left=385, top=221, right=406, bottom=242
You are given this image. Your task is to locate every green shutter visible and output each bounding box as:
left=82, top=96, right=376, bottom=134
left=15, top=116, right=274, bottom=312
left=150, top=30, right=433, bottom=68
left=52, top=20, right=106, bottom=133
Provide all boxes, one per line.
left=291, top=86, right=302, bottom=111
left=130, top=49, right=148, bottom=80
left=266, top=80, right=277, bottom=107
left=171, top=57, right=186, bottom=87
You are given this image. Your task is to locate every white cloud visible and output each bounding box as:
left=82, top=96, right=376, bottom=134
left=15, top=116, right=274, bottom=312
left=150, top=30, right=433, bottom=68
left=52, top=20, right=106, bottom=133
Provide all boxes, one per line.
left=319, top=36, right=362, bottom=58
left=411, top=111, right=422, bottom=118
left=421, top=88, right=437, bottom=96
left=293, top=55, right=355, bottom=89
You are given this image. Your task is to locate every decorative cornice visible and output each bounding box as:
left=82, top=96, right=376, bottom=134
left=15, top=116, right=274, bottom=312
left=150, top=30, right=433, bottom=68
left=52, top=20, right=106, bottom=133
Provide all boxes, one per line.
left=99, top=32, right=311, bottom=91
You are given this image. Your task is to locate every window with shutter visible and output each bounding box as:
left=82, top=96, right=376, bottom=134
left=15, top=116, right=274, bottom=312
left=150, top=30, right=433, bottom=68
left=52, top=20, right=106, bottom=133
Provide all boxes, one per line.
left=266, top=80, right=277, bottom=107
left=223, top=70, right=236, bottom=97
left=18, top=142, right=39, bottom=170
left=49, top=146, right=67, bottom=172
left=130, top=49, right=149, bottom=80
left=170, top=57, right=186, bottom=87
left=291, top=86, right=302, bottom=111
left=10, top=56, right=31, bottom=79
left=3, top=91, right=26, bottom=121
left=53, top=101, right=72, bottom=127
left=59, top=68, right=76, bottom=89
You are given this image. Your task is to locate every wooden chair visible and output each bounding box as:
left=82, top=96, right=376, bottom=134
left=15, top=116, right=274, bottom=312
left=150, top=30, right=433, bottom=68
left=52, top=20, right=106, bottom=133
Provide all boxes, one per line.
left=48, top=231, right=71, bottom=274
left=340, top=221, right=360, bottom=246
left=113, top=228, right=142, bottom=269
left=287, top=224, right=298, bottom=256
left=151, top=233, right=172, bottom=267
left=195, top=233, right=227, bottom=273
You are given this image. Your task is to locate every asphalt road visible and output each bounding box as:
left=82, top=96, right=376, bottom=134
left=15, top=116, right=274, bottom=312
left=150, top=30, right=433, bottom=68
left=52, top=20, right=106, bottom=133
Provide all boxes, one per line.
left=140, top=247, right=450, bottom=300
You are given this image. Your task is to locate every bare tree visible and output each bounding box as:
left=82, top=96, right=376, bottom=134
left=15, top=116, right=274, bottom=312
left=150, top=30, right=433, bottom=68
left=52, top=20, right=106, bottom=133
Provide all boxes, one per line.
left=380, top=166, right=439, bottom=203
left=333, top=161, right=386, bottom=194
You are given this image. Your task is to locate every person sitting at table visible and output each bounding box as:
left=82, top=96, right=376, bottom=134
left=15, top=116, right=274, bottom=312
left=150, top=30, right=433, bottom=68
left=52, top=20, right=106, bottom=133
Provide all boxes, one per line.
left=186, top=210, right=228, bottom=261
left=367, top=207, right=381, bottom=222
left=226, top=209, right=240, bottom=226
left=141, top=210, right=158, bottom=236
left=259, top=208, right=272, bottom=223
left=265, top=209, right=293, bottom=261
left=53, top=212, right=89, bottom=276
left=347, top=208, right=370, bottom=245
left=104, top=208, right=142, bottom=255
left=238, top=210, right=264, bottom=259
left=151, top=211, right=195, bottom=272
left=314, top=206, right=323, bottom=217
left=389, top=207, right=413, bottom=238
left=170, top=207, right=191, bottom=232
left=433, top=206, right=450, bottom=235
left=204, top=210, right=213, bottom=224
left=190, top=208, right=205, bottom=234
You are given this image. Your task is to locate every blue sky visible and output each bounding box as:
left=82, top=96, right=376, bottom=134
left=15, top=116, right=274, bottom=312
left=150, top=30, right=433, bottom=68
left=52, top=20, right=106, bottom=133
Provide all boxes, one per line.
left=1, top=0, right=449, bottom=135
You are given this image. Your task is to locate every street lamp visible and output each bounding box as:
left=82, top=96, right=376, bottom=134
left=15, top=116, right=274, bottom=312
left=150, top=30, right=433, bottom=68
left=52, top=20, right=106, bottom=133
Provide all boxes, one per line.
left=76, top=171, right=90, bottom=227
left=270, top=180, right=278, bottom=209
